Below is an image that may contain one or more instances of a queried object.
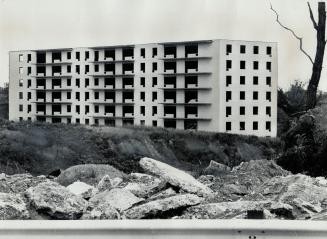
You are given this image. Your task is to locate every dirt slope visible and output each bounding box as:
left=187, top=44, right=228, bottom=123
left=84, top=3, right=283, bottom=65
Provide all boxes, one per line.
left=0, top=120, right=281, bottom=176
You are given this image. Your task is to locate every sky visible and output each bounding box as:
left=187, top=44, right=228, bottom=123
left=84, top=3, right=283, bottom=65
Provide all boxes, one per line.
left=0, top=0, right=324, bottom=90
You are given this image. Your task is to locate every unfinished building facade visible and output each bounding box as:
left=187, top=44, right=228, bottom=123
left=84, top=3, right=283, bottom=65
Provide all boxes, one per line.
left=9, top=39, right=278, bottom=137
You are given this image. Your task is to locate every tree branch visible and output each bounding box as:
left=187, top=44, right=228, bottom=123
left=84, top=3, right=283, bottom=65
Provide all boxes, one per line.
left=308, top=2, right=318, bottom=30
left=270, top=3, right=314, bottom=64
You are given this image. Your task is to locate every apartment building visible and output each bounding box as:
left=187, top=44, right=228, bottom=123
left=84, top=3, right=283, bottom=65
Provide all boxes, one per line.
left=9, top=39, right=277, bottom=137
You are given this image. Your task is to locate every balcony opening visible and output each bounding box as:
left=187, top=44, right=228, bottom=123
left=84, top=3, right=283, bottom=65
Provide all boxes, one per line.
left=85, top=51, right=89, bottom=61
left=184, top=119, right=197, bottom=130
left=52, top=91, right=62, bottom=102
left=52, top=52, right=61, bottom=63
left=36, top=104, right=46, bottom=113
left=226, top=91, right=232, bottom=102
left=94, top=91, right=99, bottom=100
left=73, top=65, right=81, bottom=75
left=94, top=64, right=99, bottom=72
left=266, top=121, right=271, bottom=131
left=105, top=105, right=115, bottom=116
left=152, top=62, right=157, bottom=72
left=240, top=121, right=245, bottom=130
left=94, top=51, right=99, bottom=61
left=105, top=77, right=115, bottom=88
left=27, top=54, right=32, bottom=63
left=85, top=92, right=89, bottom=101
left=52, top=78, right=61, bottom=89
left=140, top=77, right=145, bottom=87
left=36, top=52, right=46, bottom=64
left=185, top=45, right=198, bottom=57
left=52, top=104, right=62, bottom=114
left=36, top=91, right=45, bottom=101
left=85, top=105, right=89, bottom=114
left=123, top=77, right=133, bottom=88
left=267, top=46, right=272, bottom=56
left=67, top=52, right=71, bottom=60
left=140, top=48, right=145, bottom=58
left=164, top=46, right=176, bottom=58
left=94, top=78, right=99, bottom=86
left=105, top=49, right=115, bottom=60
left=94, top=105, right=99, bottom=113
left=140, top=63, right=145, bottom=73
left=226, top=106, right=231, bottom=117
left=36, top=116, right=46, bottom=122
left=240, top=106, right=245, bottom=115
left=240, top=45, right=246, bottom=54
left=76, top=92, right=80, bottom=101
left=152, top=48, right=157, bottom=57
left=105, top=119, right=115, bottom=126
left=164, top=61, right=176, bottom=73
left=226, top=44, right=232, bottom=55
left=123, top=48, right=134, bottom=60
left=36, top=78, right=45, bottom=88
left=123, top=91, right=134, bottom=103
left=266, top=77, right=271, bottom=86
left=105, top=91, right=115, bottom=102
left=152, top=77, right=157, bottom=87
left=266, top=62, right=272, bottom=71
left=240, top=91, right=245, bottom=100
left=226, top=75, right=232, bottom=87
left=84, top=78, right=89, bottom=87
left=85, top=65, right=89, bottom=74
left=152, top=92, right=157, bottom=101
left=76, top=105, right=80, bottom=114
left=226, top=60, right=232, bottom=71
left=164, top=76, right=176, bottom=88
left=266, top=91, right=271, bottom=102
left=185, top=106, right=198, bottom=118
left=140, top=92, right=145, bottom=101
left=185, top=90, right=198, bottom=103
left=164, top=119, right=176, bottom=128
left=240, top=76, right=245, bottom=85
left=52, top=66, right=62, bottom=76
left=105, top=63, right=115, bottom=74
left=76, top=52, right=80, bottom=61
left=140, top=106, right=145, bottom=116
left=240, top=61, right=246, bottom=70
left=266, top=106, right=271, bottom=116
left=253, top=46, right=259, bottom=54
left=37, top=66, right=46, bottom=76
left=164, top=105, right=176, bottom=117
left=123, top=63, right=134, bottom=74
left=185, top=76, right=198, bottom=88
left=226, top=122, right=231, bottom=131
left=152, top=106, right=157, bottom=116
left=164, top=91, right=176, bottom=103
left=185, top=60, right=198, bottom=73
left=123, top=105, right=134, bottom=117
left=123, top=119, right=134, bottom=126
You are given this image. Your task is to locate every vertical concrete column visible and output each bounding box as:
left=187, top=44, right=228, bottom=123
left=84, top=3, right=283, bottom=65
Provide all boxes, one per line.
left=177, top=45, right=185, bottom=58
left=116, top=49, right=122, bottom=61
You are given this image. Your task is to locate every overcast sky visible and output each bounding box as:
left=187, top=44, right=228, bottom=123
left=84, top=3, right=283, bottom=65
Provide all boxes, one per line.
left=0, top=0, right=324, bottom=90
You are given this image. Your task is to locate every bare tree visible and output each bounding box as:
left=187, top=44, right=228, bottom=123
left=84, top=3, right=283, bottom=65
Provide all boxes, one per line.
left=270, top=2, right=326, bottom=110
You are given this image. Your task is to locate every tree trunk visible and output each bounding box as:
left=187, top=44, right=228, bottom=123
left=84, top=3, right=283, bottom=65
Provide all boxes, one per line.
left=306, top=2, right=326, bottom=110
